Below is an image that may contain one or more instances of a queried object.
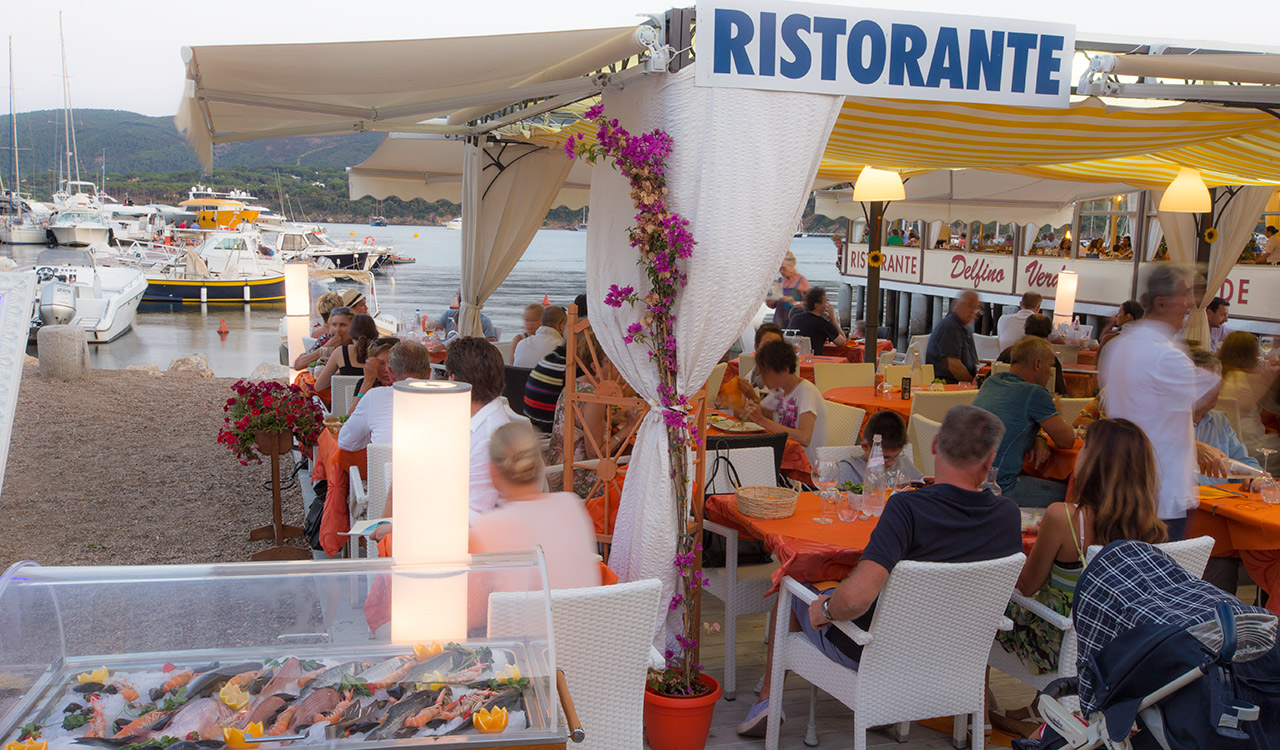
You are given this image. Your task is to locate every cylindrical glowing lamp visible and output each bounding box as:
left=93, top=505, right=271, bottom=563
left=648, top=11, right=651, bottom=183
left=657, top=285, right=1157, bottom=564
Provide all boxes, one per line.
left=1054, top=270, right=1079, bottom=327
left=390, top=379, right=472, bottom=643
left=853, top=166, right=906, bottom=202
left=1159, top=168, right=1211, bottom=213
left=284, top=261, right=309, bottom=372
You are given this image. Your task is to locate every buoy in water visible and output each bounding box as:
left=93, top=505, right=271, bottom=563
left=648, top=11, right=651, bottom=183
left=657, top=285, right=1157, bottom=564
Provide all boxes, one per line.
left=413, top=233, right=419, bottom=238
left=349, top=231, right=356, bottom=236
left=217, top=318, right=229, bottom=334
left=542, top=294, right=550, bottom=306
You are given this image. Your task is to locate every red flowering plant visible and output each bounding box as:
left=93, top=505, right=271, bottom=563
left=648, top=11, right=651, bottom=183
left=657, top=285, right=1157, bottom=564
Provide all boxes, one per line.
left=216, top=380, right=324, bottom=465
left=566, top=105, right=709, bottom=696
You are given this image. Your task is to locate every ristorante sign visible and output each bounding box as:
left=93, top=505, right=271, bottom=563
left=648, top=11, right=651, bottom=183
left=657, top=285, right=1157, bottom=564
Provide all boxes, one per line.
left=696, top=0, right=1075, bottom=107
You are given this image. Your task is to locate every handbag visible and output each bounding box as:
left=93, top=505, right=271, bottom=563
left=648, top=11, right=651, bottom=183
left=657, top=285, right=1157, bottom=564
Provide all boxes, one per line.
left=702, top=445, right=773, bottom=568
left=303, top=480, right=327, bottom=551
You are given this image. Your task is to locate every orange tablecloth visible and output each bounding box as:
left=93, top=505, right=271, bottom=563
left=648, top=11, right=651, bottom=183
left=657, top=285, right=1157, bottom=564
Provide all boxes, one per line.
left=1190, top=485, right=1280, bottom=614
left=1076, top=349, right=1097, bottom=366
left=1061, top=363, right=1098, bottom=398
left=704, top=492, right=1036, bottom=592
left=310, top=428, right=367, bottom=557
left=823, top=384, right=969, bottom=421
left=824, top=340, right=894, bottom=363
left=724, top=354, right=846, bottom=385
left=294, top=370, right=331, bottom=409
left=1022, top=438, right=1082, bottom=482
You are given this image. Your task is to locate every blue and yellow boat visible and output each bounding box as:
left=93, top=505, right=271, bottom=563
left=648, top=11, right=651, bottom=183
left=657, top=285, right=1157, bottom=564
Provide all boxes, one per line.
left=142, top=230, right=285, bottom=303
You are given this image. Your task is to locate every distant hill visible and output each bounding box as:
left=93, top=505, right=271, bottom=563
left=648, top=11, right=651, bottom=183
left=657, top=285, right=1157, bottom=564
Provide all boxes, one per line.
left=0, top=109, right=382, bottom=177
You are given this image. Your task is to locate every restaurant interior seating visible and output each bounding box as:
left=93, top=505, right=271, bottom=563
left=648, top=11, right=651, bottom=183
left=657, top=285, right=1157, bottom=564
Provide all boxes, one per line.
left=906, top=414, right=942, bottom=476
left=908, top=388, right=980, bottom=423
left=882, top=364, right=935, bottom=386
left=812, top=362, right=875, bottom=392
left=346, top=442, right=390, bottom=559
left=707, top=361, right=729, bottom=402
left=825, top=402, right=869, bottom=449
left=330, top=374, right=362, bottom=417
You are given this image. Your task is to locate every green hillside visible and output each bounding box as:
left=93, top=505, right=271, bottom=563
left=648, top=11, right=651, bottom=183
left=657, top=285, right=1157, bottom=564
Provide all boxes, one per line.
left=0, top=108, right=382, bottom=176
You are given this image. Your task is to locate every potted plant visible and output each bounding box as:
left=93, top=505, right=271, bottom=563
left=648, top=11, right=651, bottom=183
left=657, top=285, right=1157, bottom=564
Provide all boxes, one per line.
left=568, top=106, right=720, bottom=750
left=217, top=380, right=324, bottom=464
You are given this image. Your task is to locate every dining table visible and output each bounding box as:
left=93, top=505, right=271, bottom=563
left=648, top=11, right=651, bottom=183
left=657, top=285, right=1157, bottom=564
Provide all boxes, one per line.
left=706, top=411, right=813, bottom=483
left=310, top=427, right=367, bottom=557
left=724, top=354, right=847, bottom=385
left=822, top=384, right=971, bottom=422
left=824, top=339, right=895, bottom=363
left=1190, top=484, right=1280, bottom=615
left=703, top=491, right=1037, bottom=592
left=1022, top=438, right=1082, bottom=482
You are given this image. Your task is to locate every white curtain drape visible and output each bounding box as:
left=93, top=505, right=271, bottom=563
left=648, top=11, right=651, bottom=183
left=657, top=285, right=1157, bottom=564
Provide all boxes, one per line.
left=586, top=67, right=843, bottom=650
left=1144, top=193, right=1165, bottom=262
left=923, top=220, right=942, bottom=251
left=1185, top=186, right=1274, bottom=345
left=1022, top=222, right=1038, bottom=255
left=1154, top=189, right=1199, bottom=267
left=459, top=140, right=575, bottom=337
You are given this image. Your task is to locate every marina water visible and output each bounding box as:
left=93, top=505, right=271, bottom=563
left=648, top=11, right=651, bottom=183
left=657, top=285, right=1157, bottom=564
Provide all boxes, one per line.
left=2, top=223, right=844, bottom=377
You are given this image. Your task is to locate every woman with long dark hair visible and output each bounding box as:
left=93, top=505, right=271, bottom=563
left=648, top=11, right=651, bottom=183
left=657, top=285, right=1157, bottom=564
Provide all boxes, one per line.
left=314, top=313, right=379, bottom=392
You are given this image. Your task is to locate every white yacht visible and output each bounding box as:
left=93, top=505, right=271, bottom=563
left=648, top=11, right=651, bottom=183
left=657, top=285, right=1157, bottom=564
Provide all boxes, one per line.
left=444, top=217, right=462, bottom=230
left=133, top=229, right=285, bottom=303
left=0, top=194, right=50, bottom=245
left=27, top=247, right=147, bottom=343
left=48, top=206, right=111, bottom=246
left=261, top=224, right=390, bottom=271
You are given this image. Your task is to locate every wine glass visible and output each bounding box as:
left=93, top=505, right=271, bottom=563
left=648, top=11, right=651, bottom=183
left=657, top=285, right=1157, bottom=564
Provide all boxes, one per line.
left=812, top=459, right=839, bottom=524
left=1260, top=337, right=1274, bottom=360
left=1256, top=448, right=1280, bottom=504
left=983, top=465, right=1003, bottom=496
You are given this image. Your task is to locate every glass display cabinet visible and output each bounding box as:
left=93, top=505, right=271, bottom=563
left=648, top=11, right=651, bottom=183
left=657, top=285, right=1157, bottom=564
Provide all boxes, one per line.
left=0, top=552, right=581, bottom=749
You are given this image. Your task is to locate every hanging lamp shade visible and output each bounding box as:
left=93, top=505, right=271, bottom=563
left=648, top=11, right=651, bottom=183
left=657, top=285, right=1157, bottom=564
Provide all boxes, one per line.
left=853, top=166, right=905, bottom=202
left=1159, top=167, right=1211, bottom=213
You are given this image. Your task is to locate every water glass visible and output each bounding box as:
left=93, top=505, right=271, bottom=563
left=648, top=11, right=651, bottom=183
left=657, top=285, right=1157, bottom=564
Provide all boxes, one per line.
left=822, top=491, right=840, bottom=522
left=812, top=459, right=840, bottom=525
left=1260, top=477, right=1280, bottom=505
left=836, top=492, right=859, bottom=522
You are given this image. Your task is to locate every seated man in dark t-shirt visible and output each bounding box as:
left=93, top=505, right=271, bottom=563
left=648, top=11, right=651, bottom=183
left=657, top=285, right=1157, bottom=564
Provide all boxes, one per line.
left=926, top=290, right=981, bottom=383
left=737, top=404, right=1022, bottom=737
left=791, top=286, right=848, bottom=354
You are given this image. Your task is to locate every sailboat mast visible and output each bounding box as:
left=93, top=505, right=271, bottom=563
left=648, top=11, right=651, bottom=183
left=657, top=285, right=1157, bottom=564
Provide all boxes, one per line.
left=59, top=13, right=80, bottom=185
left=8, top=37, right=18, bottom=197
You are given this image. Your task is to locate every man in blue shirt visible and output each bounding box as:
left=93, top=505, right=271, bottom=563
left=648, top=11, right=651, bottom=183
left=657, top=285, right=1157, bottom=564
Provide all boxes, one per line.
left=926, top=290, right=981, bottom=383
left=972, top=337, right=1075, bottom=507
left=1189, top=349, right=1260, bottom=485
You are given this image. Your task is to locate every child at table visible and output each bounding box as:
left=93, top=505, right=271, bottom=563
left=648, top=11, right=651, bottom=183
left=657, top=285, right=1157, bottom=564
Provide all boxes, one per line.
left=838, top=411, right=924, bottom=486
left=745, top=339, right=827, bottom=462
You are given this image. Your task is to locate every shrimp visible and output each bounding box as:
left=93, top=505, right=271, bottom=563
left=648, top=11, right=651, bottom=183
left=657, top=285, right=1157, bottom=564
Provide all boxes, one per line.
left=365, top=661, right=416, bottom=692
left=227, top=669, right=264, bottom=691
left=439, top=663, right=489, bottom=684
left=439, top=690, right=494, bottom=720
left=315, top=692, right=355, bottom=725
left=402, top=690, right=449, bottom=728
left=267, top=706, right=297, bottom=736
left=162, top=670, right=194, bottom=694
left=83, top=695, right=107, bottom=738
left=113, top=709, right=169, bottom=738
left=109, top=678, right=139, bottom=703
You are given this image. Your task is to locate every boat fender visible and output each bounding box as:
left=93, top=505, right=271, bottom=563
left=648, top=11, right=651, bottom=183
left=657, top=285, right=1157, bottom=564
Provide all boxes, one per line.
left=364, top=236, right=375, bottom=246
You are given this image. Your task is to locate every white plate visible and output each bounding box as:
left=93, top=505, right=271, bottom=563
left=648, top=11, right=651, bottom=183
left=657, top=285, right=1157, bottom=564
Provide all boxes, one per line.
left=710, top=418, right=764, bottom=433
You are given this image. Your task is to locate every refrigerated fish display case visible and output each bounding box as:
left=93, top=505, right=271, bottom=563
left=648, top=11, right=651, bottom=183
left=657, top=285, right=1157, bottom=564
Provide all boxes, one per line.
left=0, top=552, right=581, bottom=749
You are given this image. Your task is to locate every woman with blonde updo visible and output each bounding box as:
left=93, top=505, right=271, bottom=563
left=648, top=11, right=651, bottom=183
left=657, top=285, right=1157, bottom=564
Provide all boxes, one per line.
left=470, top=422, right=601, bottom=589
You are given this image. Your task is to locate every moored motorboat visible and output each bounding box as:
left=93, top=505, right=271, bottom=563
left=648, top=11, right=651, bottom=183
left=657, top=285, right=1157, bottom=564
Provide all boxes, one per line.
left=25, top=246, right=147, bottom=343
left=134, top=230, right=285, bottom=303
left=48, top=207, right=110, bottom=246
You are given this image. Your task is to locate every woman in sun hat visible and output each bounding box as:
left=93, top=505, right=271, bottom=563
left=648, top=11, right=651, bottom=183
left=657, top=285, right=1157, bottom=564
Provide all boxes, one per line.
left=338, top=288, right=369, bottom=316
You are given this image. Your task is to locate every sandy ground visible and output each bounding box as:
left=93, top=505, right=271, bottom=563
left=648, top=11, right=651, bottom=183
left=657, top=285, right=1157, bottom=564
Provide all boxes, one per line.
left=0, top=365, right=309, bottom=569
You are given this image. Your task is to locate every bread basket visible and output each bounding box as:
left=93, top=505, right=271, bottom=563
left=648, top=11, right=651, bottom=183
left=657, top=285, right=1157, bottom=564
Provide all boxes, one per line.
left=736, top=485, right=800, bottom=520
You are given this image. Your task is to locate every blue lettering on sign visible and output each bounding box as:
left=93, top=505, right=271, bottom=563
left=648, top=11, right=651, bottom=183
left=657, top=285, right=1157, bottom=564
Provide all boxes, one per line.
left=846, top=20, right=886, bottom=84
left=1006, top=32, right=1038, bottom=94
left=924, top=27, right=963, bottom=89
left=966, top=29, right=1004, bottom=91
left=780, top=13, right=811, bottom=79
left=759, top=12, right=777, bottom=76
left=713, top=8, right=755, bottom=75
left=1035, top=34, right=1065, bottom=95
left=812, top=16, right=847, bottom=81
left=888, top=23, right=927, bottom=87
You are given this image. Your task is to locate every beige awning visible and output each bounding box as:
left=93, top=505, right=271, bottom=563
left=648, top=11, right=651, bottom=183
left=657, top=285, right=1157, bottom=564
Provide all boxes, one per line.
left=1100, top=53, right=1280, bottom=86
left=175, top=25, right=646, bottom=166
left=346, top=133, right=594, bottom=210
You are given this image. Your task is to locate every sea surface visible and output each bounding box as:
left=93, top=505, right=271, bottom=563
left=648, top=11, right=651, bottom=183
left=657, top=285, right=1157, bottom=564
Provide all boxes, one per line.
left=2, top=223, right=845, bottom=377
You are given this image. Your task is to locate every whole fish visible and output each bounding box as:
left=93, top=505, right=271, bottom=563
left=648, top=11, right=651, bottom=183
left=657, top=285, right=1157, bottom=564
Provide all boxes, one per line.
left=154, top=698, right=234, bottom=741
left=402, top=652, right=463, bottom=684
left=287, top=687, right=341, bottom=731
left=248, top=658, right=301, bottom=711
left=297, top=661, right=372, bottom=700
left=365, top=688, right=448, bottom=740
left=186, top=662, right=264, bottom=698
left=239, top=695, right=288, bottom=729
left=356, top=656, right=415, bottom=691
left=325, top=699, right=387, bottom=739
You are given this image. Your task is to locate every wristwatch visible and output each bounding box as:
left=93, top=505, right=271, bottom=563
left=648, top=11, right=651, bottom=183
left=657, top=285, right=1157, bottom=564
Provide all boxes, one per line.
left=821, top=598, right=834, bottom=622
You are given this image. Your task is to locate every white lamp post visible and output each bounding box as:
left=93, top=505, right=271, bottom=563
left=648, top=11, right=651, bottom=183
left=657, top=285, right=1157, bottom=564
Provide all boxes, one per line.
left=1159, top=167, right=1211, bottom=213
left=284, top=261, right=309, bottom=375
left=390, top=379, right=472, bottom=643
left=853, top=166, right=906, bottom=366
left=1054, top=270, right=1079, bottom=329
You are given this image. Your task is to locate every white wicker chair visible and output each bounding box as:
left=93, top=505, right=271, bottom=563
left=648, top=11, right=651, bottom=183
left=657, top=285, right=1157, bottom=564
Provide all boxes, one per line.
left=987, top=537, right=1214, bottom=709
left=813, top=363, right=875, bottom=393
left=739, top=353, right=757, bottom=383
left=488, top=578, right=662, bottom=750
left=904, top=335, right=931, bottom=364
left=974, top=333, right=1002, bottom=362
left=909, top=389, right=980, bottom=423
left=1051, top=345, right=1079, bottom=365
left=329, top=375, right=362, bottom=417
left=882, top=364, right=935, bottom=386
left=766, top=554, right=1025, bottom=750
left=346, top=443, right=391, bottom=558
left=494, top=339, right=515, bottom=364
left=1055, top=397, right=1093, bottom=428
left=906, top=414, right=942, bottom=476
left=824, top=401, right=867, bottom=449
left=991, top=361, right=1012, bottom=376
left=707, top=361, right=729, bottom=401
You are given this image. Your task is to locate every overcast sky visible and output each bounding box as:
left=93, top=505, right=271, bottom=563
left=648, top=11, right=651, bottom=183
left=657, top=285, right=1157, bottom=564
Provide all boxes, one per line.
left=3, top=0, right=1275, bottom=117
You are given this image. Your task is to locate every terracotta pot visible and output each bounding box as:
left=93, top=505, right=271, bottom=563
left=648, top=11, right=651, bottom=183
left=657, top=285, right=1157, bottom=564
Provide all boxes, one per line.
left=643, top=673, right=721, bottom=750
left=254, top=429, right=294, bottom=456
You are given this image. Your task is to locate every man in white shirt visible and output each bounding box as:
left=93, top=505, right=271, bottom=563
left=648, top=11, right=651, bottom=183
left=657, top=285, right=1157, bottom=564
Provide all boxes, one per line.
left=337, top=341, right=432, bottom=451
left=996, top=292, right=1042, bottom=352
left=446, top=337, right=513, bottom=518
left=1100, top=265, right=1223, bottom=540
left=512, top=306, right=567, bottom=368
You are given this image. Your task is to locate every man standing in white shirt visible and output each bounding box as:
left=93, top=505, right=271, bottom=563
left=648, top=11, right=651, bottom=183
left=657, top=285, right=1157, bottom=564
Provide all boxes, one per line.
left=445, top=337, right=513, bottom=518
left=997, top=292, right=1042, bottom=352
left=512, top=306, right=567, bottom=368
left=1100, top=265, right=1225, bottom=540
left=337, top=341, right=432, bottom=451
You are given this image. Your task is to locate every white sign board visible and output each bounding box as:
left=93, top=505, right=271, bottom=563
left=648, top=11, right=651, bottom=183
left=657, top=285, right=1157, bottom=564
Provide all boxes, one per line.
left=843, top=242, right=921, bottom=282
left=696, top=0, right=1075, bottom=107
left=1216, top=265, right=1280, bottom=322
left=921, top=251, right=1015, bottom=294
left=1017, top=258, right=1136, bottom=306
